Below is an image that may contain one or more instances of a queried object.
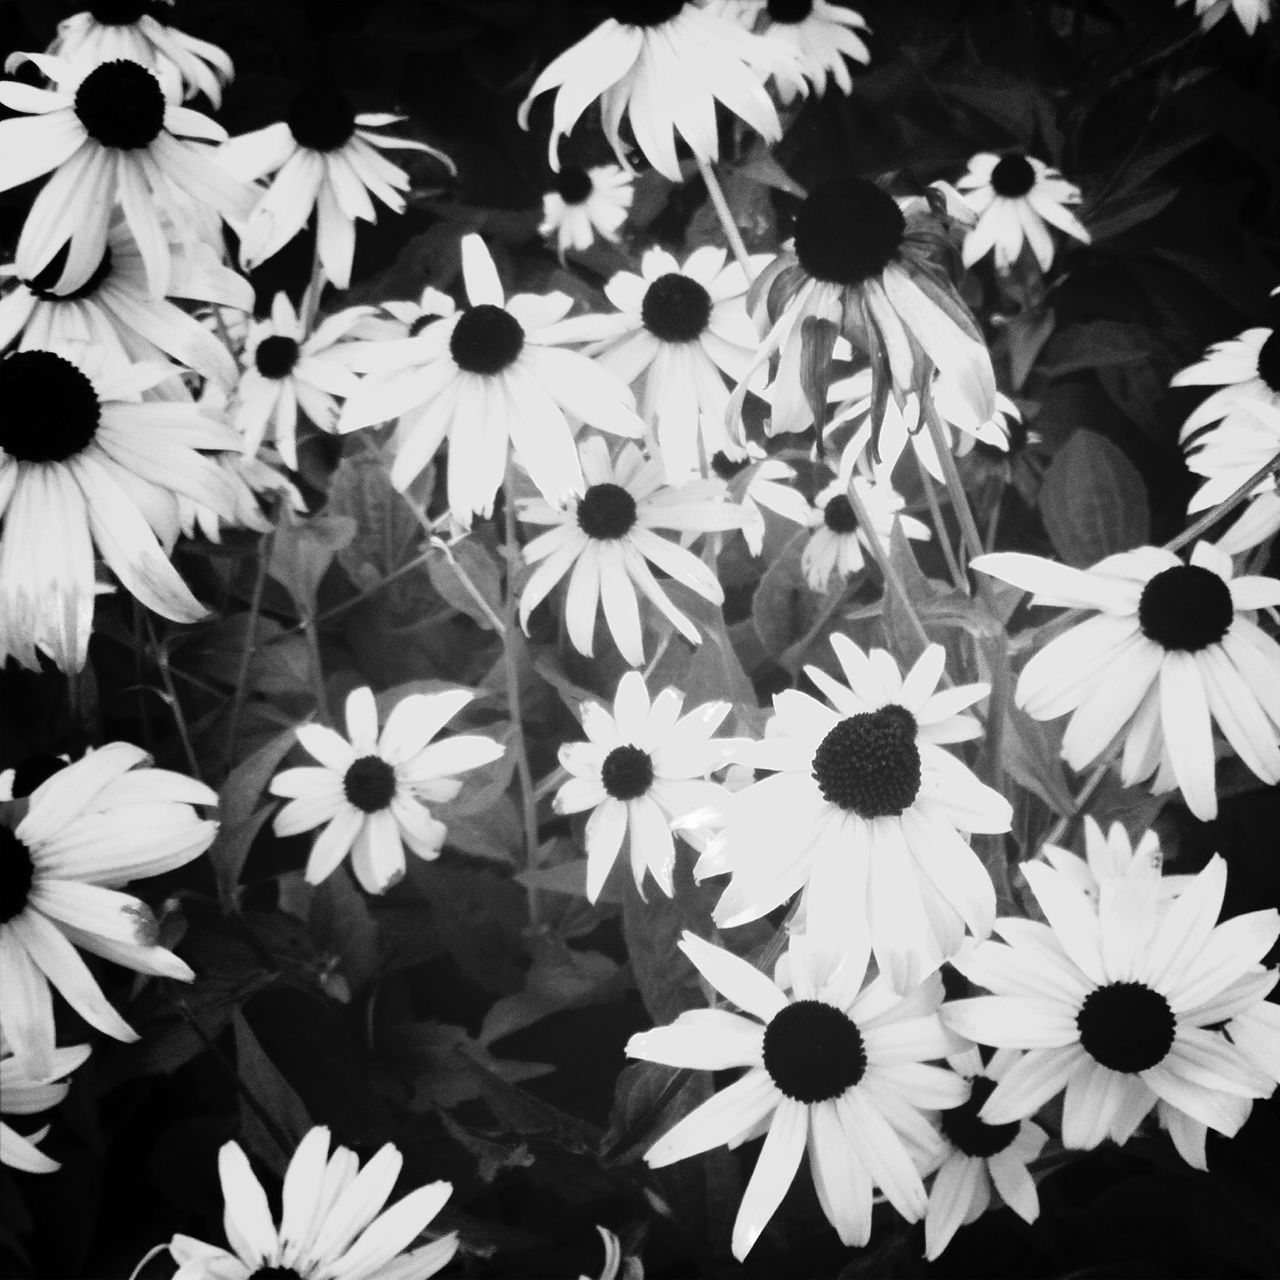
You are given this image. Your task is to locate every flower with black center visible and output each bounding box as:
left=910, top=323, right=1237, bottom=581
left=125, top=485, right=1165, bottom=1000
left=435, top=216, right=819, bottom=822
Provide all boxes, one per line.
left=708, top=441, right=812, bottom=556
left=973, top=541, right=1280, bottom=821
left=516, top=436, right=742, bottom=666
left=0, top=742, right=217, bottom=1078
left=221, top=79, right=455, bottom=290
left=0, top=347, right=238, bottom=672
left=943, top=853, right=1280, bottom=1151
left=955, top=152, right=1089, bottom=274
left=1176, top=0, right=1270, bottom=34
left=627, top=932, right=965, bottom=1259
left=539, top=163, right=634, bottom=260
left=162, top=1125, right=457, bottom=1280
left=0, top=53, right=255, bottom=297
left=554, top=670, right=737, bottom=901
left=269, top=686, right=504, bottom=894
left=0, top=1040, right=91, bottom=1174
left=340, top=234, right=644, bottom=526
left=702, top=636, right=1011, bottom=992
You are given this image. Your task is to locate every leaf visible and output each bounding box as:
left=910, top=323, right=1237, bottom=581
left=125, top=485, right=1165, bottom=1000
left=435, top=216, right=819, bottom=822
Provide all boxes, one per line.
left=309, top=869, right=379, bottom=993
left=515, top=856, right=626, bottom=906
left=1002, top=705, right=1076, bottom=817
left=441, top=792, right=522, bottom=863
left=1001, top=306, right=1056, bottom=392
left=1039, top=430, right=1150, bottom=567
left=267, top=511, right=357, bottom=618
left=1084, top=184, right=1178, bottom=242
left=426, top=537, right=503, bottom=628
left=1037, top=321, right=1150, bottom=378
left=232, top=1011, right=312, bottom=1177
left=390, top=1020, right=552, bottom=1110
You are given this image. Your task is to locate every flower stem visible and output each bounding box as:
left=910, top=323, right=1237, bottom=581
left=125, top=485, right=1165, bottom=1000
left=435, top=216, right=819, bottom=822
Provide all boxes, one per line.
left=1165, top=450, right=1280, bottom=554
left=144, top=615, right=202, bottom=783
left=695, top=154, right=753, bottom=279
left=915, top=456, right=965, bottom=591
left=226, top=508, right=279, bottom=761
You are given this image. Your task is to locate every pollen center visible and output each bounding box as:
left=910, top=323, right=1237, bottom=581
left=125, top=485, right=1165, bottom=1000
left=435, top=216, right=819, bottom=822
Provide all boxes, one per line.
left=553, top=167, right=594, bottom=205
left=823, top=493, right=858, bottom=534
left=1137, top=564, right=1234, bottom=652
left=287, top=82, right=357, bottom=152
left=0, top=826, right=36, bottom=926
left=88, top=0, right=150, bottom=22
left=449, top=305, right=525, bottom=375
left=342, top=755, right=397, bottom=813
left=811, top=705, right=921, bottom=818
left=23, top=246, right=114, bottom=302
left=793, top=178, right=906, bottom=287
left=254, top=335, right=300, bottom=380
left=577, top=482, right=638, bottom=540
left=1076, top=981, right=1176, bottom=1073
left=763, top=1000, right=867, bottom=1103
left=990, top=155, right=1037, bottom=198
left=767, top=0, right=814, bottom=21
left=246, top=1269, right=306, bottom=1280
left=0, top=350, right=102, bottom=464
left=940, top=1076, right=1020, bottom=1158
left=711, top=450, right=750, bottom=480
left=1255, top=329, right=1280, bottom=394
left=607, top=0, right=687, bottom=27
left=641, top=273, right=713, bottom=344
left=74, top=59, right=166, bottom=149
left=600, top=744, right=655, bottom=801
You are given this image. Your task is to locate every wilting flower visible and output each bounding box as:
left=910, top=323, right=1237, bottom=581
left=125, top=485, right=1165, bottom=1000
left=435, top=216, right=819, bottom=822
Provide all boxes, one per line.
left=539, top=164, right=634, bottom=259
left=0, top=1040, right=91, bottom=1174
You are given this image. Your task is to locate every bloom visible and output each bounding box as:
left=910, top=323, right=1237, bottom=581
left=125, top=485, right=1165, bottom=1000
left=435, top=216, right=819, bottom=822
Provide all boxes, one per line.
left=974, top=541, right=1280, bottom=820
left=0, top=742, right=217, bottom=1077
left=628, top=932, right=964, bottom=1259
left=539, top=163, right=634, bottom=259
left=708, top=444, right=812, bottom=556
left=1039, top=815, right=1190, bottom=905
left=165, top=1125, right=456, bottom=1280
left=554, top=670, right=735, bottom=901
left=0, top=1040, right=91, bottom=1174
left=516, top=436, right=742, bottom=665
left=269, top=686, right=505, bottom=894
left=1176, top=0, right=1271, bottom=34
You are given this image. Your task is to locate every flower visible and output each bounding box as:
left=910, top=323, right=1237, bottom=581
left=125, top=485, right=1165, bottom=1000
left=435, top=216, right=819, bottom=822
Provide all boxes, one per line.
left=222, top=80, right=455, bottom=290
left=339, top=233, right=644, bottom=525
left=0, top=54, right=255, bottom=297
left=164, top=1125, right=456, bottom=1280
left=0, top=1041, right=91, bottom=1174
left=517, top=1, right=795, bottom=183
left=0, top=348, right=238, bottom=672
left=0, top=742, right=217, bottom=1077
left=1039, top=815, right=1191, bottom=905
left=973, top=541, right=1280, bottom=820
left=943, top=854, right=1280, bottom=1150
left=703, top=637, right=1011, bottom=992
left=1176, top=0, right=1271, bottom=34
left=923, top=1047, right=1047, bottom=1260
left=554, top=670, right=735, bottom=901
left=269, top=686, right=505, bottom=894
left=628, top=932, right=964, bottom=1259
left=516, top=436, right=742, bottom=665
left=708, top=443, right=812, bottom=556
left=539, top=163, right=634, bottom=259
left=955, top=153, right=1088, bottom=273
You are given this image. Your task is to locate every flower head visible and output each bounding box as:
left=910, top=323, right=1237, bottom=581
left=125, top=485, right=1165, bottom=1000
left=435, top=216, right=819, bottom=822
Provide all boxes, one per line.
left=708, top=442, right=812, bottom=556
left=1177, top=0, right=1271, bottom=34
left=539, top=163, right=634, bottom=259
left=0, top=1040, right=91, bottom=1174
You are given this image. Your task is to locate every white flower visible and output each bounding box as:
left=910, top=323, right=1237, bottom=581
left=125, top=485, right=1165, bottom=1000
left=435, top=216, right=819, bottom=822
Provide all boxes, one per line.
left=708, top=443, right=811, bottom=556
left=269, top=686, right=504, bottom=894
left=974, top=541, right=1280, bottom=820
left=1177, top=0, right=1271, bottom=34
left=1039, top=815, right=1191, bottom=905
left=539, top=164, right=634, bottom=259
left=165, top=1126, right=456, bottom=1280
left=0, top=1041, right=91, bottom=1174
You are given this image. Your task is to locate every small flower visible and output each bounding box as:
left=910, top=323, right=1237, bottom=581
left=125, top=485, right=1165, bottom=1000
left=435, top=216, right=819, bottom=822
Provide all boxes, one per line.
left=517, top=436, right=742, bottom=666
left=0, top=1041, right=91, bottom=1174
left=269, top=686, right=504, bottom=894
left=1176, top=0, right=1271, bottom=34
left=554, top=670, right=735, bottom=901
left=1039, top=815, right=1191, bottom=905
left=708, top=443, right=812, bottom=556
left=164, top=1125, right=457, bottom=1280
left=539, top=164, right=634, bottom=259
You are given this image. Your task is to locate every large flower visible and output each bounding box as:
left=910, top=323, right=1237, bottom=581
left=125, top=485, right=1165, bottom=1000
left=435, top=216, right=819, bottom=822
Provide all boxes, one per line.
left=269, top=686, right=504, bottom=894
left=703, top=637, right=1011, bottom=991
left=0, top=1040, right=91, bottom=1174
left=973, top=541, right=1280, bottom=820
left=164, top=1126, right=456, bottom=1280
left=516, top=436, right=742, bottom=665
left=0, top=742, right=217, bottom=1077
left=339, top=234, right=644, bottom=524
left=539, top=163, right=634, bottom=259
left=628, top=932, right=964, bottom=1259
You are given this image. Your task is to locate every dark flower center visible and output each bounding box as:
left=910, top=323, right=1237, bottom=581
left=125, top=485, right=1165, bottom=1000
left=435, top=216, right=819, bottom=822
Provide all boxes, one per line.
left=342, top=755, right=397, bottom=813
left=577, top=482, right=638, bottom=540
left=553, top=167, right=594, bottom=205
left=254, top=335, right=300, bottom=380
left=1076, top=981, right=1176, bottom=1073
left=940, top=1076, right=1020, bottom=1157
left=0, top=826, right=36, bottom=926
left=600, top=744, right=655, bottom=801
left=811, top=705, right=921, bottom=818
left=823, top=493, right=858, bottom=534
left=1255, top=330, right=1280, bottom=394
left=767, top=0, right=814, bottom=21
left=1137, top=564, right=1234, bottom=653
left=793, top=178, right=906, bottom=287
left=449, top=305, right=525, bottom=376
left=287, top=82, right=357, bottom=152
left=408, top=313, right=442, bottom=338
left=0, top=350, right=102, bottom=463
left=711, top=450, right=751, bottom=480
left=763, top=1000, right=867, bottom=1103
left=74, top=59, right=166, bottom=149
left=88, top=0, right=151, bottom=22
left=7, top=755, right=67, bottom=798
left=990, top=155, right=1037, bottom=199
left=247, top=1269, right=306, bottom=1280
left=23, top=247, right=114, bottom=302
left=641, top=273, right=713, bottom=344
left=606, top=0, right=687, bottom=27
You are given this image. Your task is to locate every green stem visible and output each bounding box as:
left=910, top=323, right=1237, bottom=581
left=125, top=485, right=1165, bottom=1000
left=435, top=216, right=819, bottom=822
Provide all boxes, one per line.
left=226, top=512, right=278, bottom=760
left=916, top=457, right=965, bottom=591
left=1165, top=450, right=1280, bottom=554
left=144, top=616, right=202, bottom=782
left=694, top=154, right=753, bottom=279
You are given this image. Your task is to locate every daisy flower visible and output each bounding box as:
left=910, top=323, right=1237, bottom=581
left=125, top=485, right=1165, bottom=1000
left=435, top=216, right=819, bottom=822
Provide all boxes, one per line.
left=0, top=53, right=255, bottom=298
left=973, top=541, right=1280, bottom=821
left=516, top=436, right=742, bottom=666
left=539, top=163, right=634, bottom=259
left=703, top=637, right=1012, bottom=992
left=0, top=1041, right=91, bottom=1174
left=269, top=686, right=504, bottom=895
left=0, top=348, right=238, bottom=672
left=801, top=472, right=929, bottom=593
left=164, top=1126, right=456, bottom=1280
left=339, top=234, right=644, bottom=525
left=1039, top=815, right=1191, bottom=905
left=955, top=153, right=1089, bottom=274
left=1177, top=0, right=1271, bottom=34
left=221, top=80, right=456, bottom=290
left=554, top=670, right=735, bottom=901
left=943, top=854, right=1280, bottom=1150
left=0, top=741, right=217, bottom=1077
left=708, top=444, right=812, bottom=556
left=628, top=932, right=965, bottom=1259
